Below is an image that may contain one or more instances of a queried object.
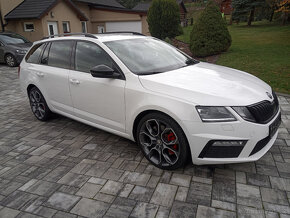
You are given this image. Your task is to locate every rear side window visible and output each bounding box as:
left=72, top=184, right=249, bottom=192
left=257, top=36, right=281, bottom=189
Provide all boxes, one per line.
left=40, top=42, right=50, bottom=65
left=48, top=41, right=73, bottom=69
left=75, top=41, right=113, bottom=73
left=26, top=43, right=45, bottom=64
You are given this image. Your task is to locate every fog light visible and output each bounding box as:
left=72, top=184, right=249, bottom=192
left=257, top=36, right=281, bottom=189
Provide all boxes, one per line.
left=211, top=140, right=247, bottom=147
left=199, top=140, right=247, bottom=158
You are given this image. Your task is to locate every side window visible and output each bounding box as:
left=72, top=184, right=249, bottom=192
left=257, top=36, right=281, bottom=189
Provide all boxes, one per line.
left=40, top=42, right=50, bottom=65
left=75, top=41, right=114, bottom=73
left=26, top=43, right=46, bottom=64
left=48, top=40, right=73, bottom=69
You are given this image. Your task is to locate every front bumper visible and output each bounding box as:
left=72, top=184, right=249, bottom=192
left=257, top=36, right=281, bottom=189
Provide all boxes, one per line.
left=184, top=109, right=281, bottom=165
left=15, top=53, right=26, bottom=64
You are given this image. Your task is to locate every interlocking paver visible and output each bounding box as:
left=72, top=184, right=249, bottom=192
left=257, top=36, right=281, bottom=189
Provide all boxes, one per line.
left=25, top=180, right=60, bottom=197
left=196, top=205, right=236, bottom=218
left=237, top=183, right=262, bottom=209
left=130, top=202, right=158, bottom=218
left=169, top=201, right=197, bottom=218
left=45, top=192, right=80, bottom=211
left=128, top=186, right=154, bottom=202
left=70, top=198, right=110, bottom=217
left=187, top=181, right=212, bottom=206
left=150, top=183, right=177, bottom=207
left=100, top=180, right=124, bottom=195
left=76, top=183, right=102, bottom=198
left=247, top=173, right=271, bottom=187
left=260, top=187, right=289, bottom=205
left=58, top=172, right=89, bottom=188
left=212, top=178, right=235, bottom=203
left=170, top=173, right=191, bottom=187
left=0, top=207, right=20, bottom=218
left=237, top=205, right=265, bottom=218
left=0, top=66, right=290, bottom=217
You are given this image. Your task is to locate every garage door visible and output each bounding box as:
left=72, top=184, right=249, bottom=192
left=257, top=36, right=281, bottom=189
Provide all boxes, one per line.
left=106, top=21, right=142, bottom=33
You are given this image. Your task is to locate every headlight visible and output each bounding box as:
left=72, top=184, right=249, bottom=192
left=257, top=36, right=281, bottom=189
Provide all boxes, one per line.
left=196, top=106, right=237, bottom=122
left=16, top=49, right=27, bottom=54
left=232, top=107, right=256, bottom=122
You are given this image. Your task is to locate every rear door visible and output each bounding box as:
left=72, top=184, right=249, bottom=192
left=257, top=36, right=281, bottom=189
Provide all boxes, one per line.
left=28, top=40, right=74, bottom=114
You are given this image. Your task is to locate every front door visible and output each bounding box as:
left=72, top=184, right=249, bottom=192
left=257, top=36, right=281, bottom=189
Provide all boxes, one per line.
left=69, top=41, right=126, bottom=132
left=47, top=22, right=58, bottom=36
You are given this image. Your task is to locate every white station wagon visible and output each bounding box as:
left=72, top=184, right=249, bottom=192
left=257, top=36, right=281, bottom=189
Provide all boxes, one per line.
left=19, top=32, right=281, bottom=170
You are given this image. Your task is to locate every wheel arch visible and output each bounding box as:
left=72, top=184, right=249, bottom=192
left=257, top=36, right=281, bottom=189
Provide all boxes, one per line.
left=27, top=84, right=37, bottom=95
left=132, top=109, right=187, bottom=143
left=132, top=109, right=193, bottom=164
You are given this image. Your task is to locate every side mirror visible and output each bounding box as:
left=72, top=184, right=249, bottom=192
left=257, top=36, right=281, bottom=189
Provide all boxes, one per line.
left=90, top=65, right=121, bottom=79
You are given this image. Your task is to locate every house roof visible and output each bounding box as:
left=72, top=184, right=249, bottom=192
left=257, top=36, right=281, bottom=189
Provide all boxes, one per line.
left=76, top=0, right=125, bottom=8
left=132, top=2, right=150, bottom=11
left=133, top=0, right=187, bottom=13
left=5, top=0, right=88, bottom=20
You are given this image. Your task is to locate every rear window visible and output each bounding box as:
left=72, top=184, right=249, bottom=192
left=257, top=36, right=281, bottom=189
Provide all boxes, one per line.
left=26, top=43, right=45, bottom=64
left=47, top=41, right=73, bottom=69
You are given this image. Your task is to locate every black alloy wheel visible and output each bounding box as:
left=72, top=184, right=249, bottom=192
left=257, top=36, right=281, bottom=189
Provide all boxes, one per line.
left=137, top=113, right=190, bottom=170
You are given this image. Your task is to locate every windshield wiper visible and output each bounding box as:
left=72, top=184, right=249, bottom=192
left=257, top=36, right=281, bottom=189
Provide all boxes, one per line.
left=138, top=71, right=163, bottom=76
left=185, top=59, right=197, bottom=66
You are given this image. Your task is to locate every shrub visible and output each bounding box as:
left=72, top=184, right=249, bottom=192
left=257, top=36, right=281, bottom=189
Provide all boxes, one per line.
left=190, top=1, right=232, bottom=57
left=147, top=0, right=181, bottom=39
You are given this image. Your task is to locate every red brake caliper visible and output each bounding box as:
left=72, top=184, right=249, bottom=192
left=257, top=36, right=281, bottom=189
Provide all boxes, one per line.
left=167, top=132, right=178, bottom=155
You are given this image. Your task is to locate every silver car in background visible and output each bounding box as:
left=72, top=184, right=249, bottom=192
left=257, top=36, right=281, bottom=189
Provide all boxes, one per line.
left=0, top=32, right=32, bottom=67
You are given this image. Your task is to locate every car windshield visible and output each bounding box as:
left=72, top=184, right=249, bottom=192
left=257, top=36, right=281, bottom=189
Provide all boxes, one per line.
left=0, top=34, right=29, bottom=44
left=104, top=38, right=197, bottom=75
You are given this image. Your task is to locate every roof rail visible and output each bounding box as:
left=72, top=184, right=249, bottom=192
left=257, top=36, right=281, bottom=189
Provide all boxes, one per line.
left=42, top=33, right=98, bottom=40
left=98, top=31, right=145, bottom=36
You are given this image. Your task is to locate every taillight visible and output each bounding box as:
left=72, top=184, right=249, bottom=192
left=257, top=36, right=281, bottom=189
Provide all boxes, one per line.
left=18, top=66, right=20, bottom=78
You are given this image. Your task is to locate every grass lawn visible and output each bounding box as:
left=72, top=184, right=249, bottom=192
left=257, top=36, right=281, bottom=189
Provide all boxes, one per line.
left=176, top=21, right=290, bottom=94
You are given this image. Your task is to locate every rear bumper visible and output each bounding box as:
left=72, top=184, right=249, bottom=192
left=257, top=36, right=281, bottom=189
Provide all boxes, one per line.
left=184, top=109, right=281, bottom=165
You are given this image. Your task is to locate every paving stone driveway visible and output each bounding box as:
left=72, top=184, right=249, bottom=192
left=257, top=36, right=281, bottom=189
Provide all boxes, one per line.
left=0, top=65, right=290, bottom=218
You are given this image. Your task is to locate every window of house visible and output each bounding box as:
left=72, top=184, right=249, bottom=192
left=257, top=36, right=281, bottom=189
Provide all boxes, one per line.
left=26, top=43, right=46, bottom=64
left=75, top=41, right=113, bottom=73
left=81, top=21, right=87, bottom=33
left=62, top=21, right=70, bottom=33
left=24, top=22, right=35, bottom=32
left=97, top=26, right=105, bottom=33
left=47, top=41, right=74, bottom=69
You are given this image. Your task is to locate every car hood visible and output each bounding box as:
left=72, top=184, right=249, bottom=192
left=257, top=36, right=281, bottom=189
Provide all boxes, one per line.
left=7, top=43, right=32, bottom=50
left=138, top=62, right=272, bottom=106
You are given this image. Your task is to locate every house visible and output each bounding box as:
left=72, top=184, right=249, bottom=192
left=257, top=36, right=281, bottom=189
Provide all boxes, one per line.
left=214, top=0, right=232, bottom=15
left=0, top=0, right=148, bottom=42
left=220, top=0, right=232, bottom=15
left=133, top=0, right=188, bottom=26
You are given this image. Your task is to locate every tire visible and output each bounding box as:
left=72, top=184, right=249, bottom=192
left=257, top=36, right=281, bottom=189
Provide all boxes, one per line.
left=136, top=112, right=190, bottom=170
left=28, top=87, right=52, bottom=121
left=5, top=54, right=18, bottom=67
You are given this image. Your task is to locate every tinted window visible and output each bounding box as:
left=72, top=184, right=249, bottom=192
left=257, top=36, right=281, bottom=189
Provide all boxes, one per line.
left=75, top=41, right=113, bottom=73
left=41, top=43, right=50, bottom=65
left=0, top=34, right=29, bottom=44
left=48, top=41, right=73, bottom=69
left=26, top=43, right=45, bottom=64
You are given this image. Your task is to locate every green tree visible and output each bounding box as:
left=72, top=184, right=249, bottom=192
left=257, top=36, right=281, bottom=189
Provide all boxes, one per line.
left=147, top=0, right=181, bottom=39
left=232, top=0, right=266, bottom=25
left=190, top=1, right=232, bottom=57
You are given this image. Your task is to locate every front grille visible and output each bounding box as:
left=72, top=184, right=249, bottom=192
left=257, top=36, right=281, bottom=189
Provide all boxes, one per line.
left=247, top=92, right=279, bottom=124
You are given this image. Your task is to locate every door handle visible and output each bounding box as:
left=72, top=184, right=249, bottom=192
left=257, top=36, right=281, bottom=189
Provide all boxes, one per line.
left=36, top=72, right=44, bottom=77
left=70, top=79, right=80, bottom=85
